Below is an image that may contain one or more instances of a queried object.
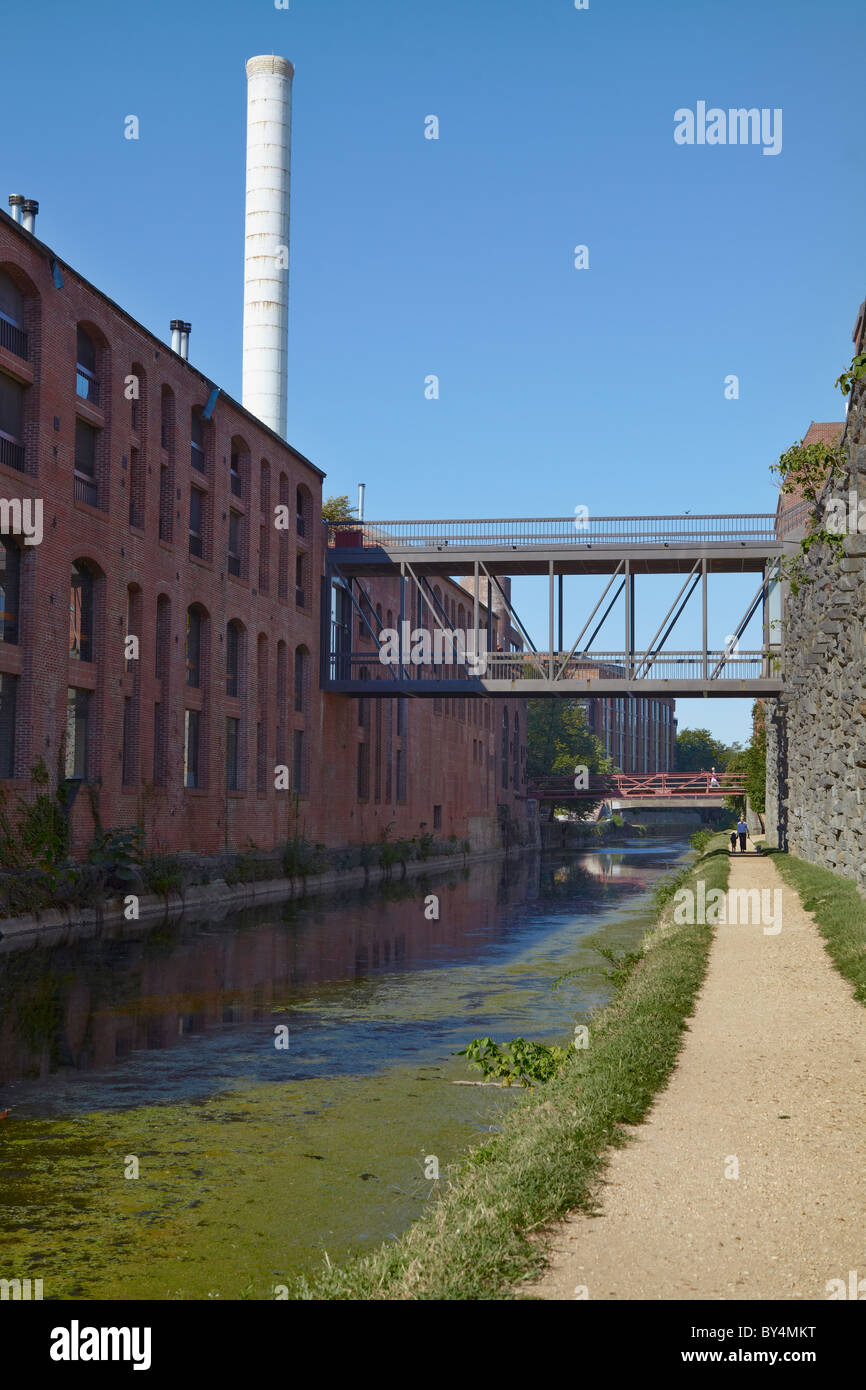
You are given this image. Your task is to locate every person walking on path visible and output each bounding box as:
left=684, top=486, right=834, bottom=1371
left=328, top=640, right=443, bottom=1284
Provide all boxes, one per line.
left=729, top=829, right=738, bottom=854
left=737, top=817, right=748, bottom=853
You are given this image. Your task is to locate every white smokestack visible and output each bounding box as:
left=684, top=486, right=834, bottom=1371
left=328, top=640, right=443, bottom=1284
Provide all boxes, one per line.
left=243, top=55, right=293, bottom=440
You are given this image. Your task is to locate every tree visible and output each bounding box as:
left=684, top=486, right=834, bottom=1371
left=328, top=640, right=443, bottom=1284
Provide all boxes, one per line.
left=724, top=702, right=766, bottom=816
left=526, top=701, right=611, bottom=819
left=675, top=727, right=729, bottom=772
left=321, top=495, right=358, bottom=525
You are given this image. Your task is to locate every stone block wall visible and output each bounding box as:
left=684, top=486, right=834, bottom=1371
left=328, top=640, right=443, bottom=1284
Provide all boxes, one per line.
left=767, top=375, right=866, bottom=884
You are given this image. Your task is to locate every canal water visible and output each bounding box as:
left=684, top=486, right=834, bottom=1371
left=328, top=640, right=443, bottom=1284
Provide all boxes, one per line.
left=0, top=839, right=689, bottom=1300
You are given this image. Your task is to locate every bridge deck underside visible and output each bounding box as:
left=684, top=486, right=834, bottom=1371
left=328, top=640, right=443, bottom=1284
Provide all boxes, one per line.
left=324, top=678, right=781, bottom=698
left=331, top=543, right=781, bottom=578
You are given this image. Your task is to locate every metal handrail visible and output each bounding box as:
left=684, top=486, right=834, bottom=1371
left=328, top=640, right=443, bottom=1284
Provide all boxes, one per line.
left=328, top=513, right=786, bottom=549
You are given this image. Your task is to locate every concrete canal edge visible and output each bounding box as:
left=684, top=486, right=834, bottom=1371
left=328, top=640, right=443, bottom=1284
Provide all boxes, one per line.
left=288, top=833, right=731, bottom=1300
left=0, top=818, right=648, bottom=947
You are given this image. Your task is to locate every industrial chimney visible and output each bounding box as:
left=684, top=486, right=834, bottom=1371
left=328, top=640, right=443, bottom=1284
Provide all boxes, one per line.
left=242, top=55, right=293, bottom=440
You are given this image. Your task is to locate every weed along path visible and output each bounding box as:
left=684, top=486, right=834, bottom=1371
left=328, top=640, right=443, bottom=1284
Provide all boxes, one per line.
left=528, top=850, right=866, bottom=1301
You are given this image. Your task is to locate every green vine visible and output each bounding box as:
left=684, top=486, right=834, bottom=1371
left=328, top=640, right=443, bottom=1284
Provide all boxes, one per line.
left=771, top=437, right=848, bottom=594
left=835, top=351, right=866, bottom=398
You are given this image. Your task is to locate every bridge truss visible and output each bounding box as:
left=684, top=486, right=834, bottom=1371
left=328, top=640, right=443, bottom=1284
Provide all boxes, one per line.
left=322, top=509, right=805, bottom=699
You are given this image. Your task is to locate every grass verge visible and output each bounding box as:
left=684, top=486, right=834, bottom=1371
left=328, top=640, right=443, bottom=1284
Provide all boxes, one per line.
left=289, top=835, right=731, bottom=1300
left=764, top=849, right=866, bottom=1005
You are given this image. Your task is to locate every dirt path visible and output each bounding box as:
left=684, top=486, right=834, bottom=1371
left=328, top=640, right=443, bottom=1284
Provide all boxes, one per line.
left=529, top=848, right=866, bottom=1300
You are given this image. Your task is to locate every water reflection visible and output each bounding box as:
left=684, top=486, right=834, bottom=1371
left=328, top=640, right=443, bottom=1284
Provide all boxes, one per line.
left=0, top=842, right=684, bottom=1108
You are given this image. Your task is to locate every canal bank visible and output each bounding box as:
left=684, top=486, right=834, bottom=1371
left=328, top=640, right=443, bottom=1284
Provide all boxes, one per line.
left=0, top=815, right=653, bottom=945
left=0, top=837, right=689, bottom=1299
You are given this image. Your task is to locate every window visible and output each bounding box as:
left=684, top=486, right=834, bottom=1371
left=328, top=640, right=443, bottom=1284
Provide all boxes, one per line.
left=295, top=552, right=306, bottom=608
left=226, top=620, right=241, bottom=698
left=75, top=326, right=99, bottom=405
left=230, top=450, right=242, bottom=497
left=228, top=511, right=241, bottom=577
left=0, top=539, right=20, bottom=643
left=190, top=408, right=205, bottom=472
left=226, top=716, right=241, bottom=791
left=433, top=804, right=442, bottom=830
left=186, top=607, right=202, bottom=687
left=69, top=562, right=93, bottom=661
left=189, top=486, right=204, bottom=557
left=294, top=646, right=307, bottom=712
left=184, top=709, right=201, bottom=788
left=65, top=688, right=90, bottom=780
left=0, top=270, right=27, bottom=359
left=74, top=418, right=98, bottom=505
left=296, top=486, right=309, bottom=537
left=0, top=673, right=17, bottom=777
left=0, top=371, right=25, bottom=472
left=128, top=447, right=144, bottom=528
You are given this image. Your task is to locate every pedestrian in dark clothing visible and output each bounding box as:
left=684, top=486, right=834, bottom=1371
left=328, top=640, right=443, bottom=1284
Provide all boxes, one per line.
left=737, top=818, right=748, bottom=853
left=729, top=830, right=737, bottom=854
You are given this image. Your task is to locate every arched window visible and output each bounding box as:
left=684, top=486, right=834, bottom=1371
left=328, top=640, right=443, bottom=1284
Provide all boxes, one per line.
left=190, top=406, right=206, bottom=473
left=75, top=324, right=103, bottom=405
left=296, top=484, right=311, bottom=538
left=276, top=640, right=288, bottom=772
left=0, top=269, right=27, bottom=359
left=70, top=561, right=95, bottom=661
left=230, top=436, right=248, bottom=498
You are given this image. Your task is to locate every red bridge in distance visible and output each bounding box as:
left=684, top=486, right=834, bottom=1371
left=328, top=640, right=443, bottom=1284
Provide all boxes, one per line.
left=528, top=771, right=746, bottom=801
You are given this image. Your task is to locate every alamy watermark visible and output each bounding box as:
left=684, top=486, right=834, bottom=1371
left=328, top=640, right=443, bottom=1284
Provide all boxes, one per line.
left=0, top=498, right=42, bottom=545
left=378, top=622, right=488, bottom=675
left=674, top=103, right=782, bottom=157
left=673, top=881, right=782, bottom=935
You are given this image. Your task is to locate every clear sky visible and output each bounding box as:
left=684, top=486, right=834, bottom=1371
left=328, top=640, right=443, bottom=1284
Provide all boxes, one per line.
left=2, top=0, right=863, bottom=746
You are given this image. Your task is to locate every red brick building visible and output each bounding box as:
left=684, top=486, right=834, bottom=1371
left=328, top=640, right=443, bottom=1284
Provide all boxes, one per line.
left=582, top=693, right=676, bottom=773
left=0, top=208, right=530, bottom=859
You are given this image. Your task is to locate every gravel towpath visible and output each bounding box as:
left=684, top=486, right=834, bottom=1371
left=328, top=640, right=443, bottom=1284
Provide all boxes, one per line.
left=529, top=848, right=866, bottom=1300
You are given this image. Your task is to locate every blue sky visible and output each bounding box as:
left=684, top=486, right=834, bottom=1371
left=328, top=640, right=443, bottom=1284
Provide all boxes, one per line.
left=3, top=0, right=863, bottom=745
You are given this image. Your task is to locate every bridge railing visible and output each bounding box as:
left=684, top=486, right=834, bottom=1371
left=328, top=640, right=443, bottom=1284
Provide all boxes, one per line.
left=325, top=648, right=775, bottom=683
left=328, top=513, right=784, bottom=550
left=528, top=772, right=747, bottom=800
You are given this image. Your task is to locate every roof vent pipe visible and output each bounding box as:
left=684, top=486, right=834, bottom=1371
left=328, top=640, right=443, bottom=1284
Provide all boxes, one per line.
left=357, top=483, right=365, bottom=521
left=180, top=322, right=191, bottom=361
left=21, top=199, right=38, bottom=233
left=170, top=319, right=183, bottom=354
left=8, top=195, right=24, bottom=225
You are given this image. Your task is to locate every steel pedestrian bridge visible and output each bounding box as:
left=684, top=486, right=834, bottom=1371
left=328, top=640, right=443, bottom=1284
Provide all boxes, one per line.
left=323, top=507, right=808, bottom=699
